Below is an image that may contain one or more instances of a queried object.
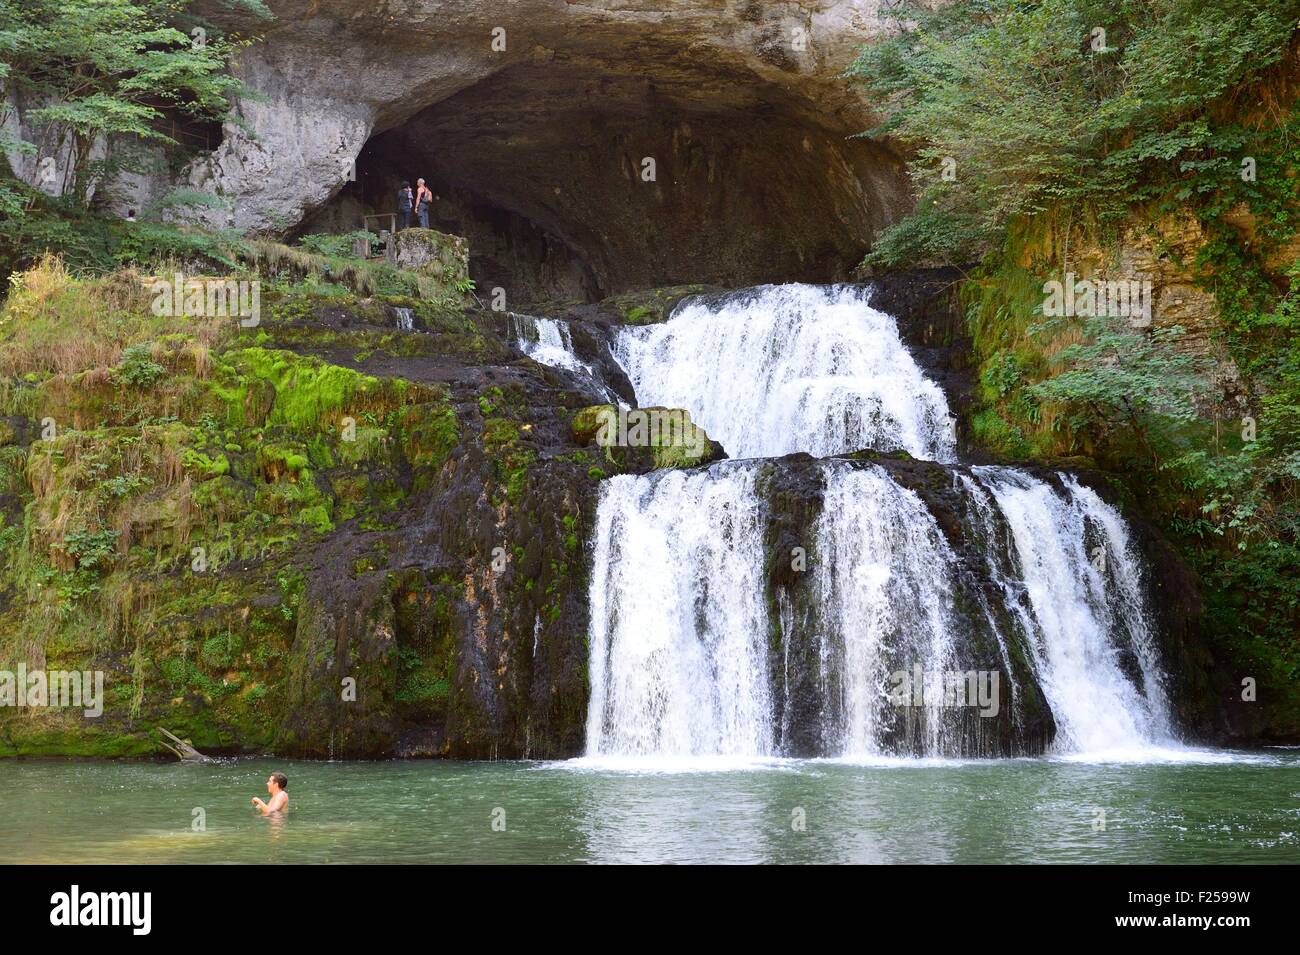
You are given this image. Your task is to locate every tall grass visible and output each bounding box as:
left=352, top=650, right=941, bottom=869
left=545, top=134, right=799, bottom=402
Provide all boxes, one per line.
left=1, top=255, right=224, bottom=378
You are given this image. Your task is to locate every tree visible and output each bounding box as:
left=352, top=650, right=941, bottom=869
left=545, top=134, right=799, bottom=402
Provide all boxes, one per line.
left=0, top=0, right=272, bottom=209
left=1029, top=313, right=1210, bottom=467
left=847, top=0, right=1300, bottom=267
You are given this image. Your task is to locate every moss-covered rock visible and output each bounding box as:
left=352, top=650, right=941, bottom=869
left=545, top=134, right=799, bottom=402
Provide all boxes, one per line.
left=570, top=404, right=614, bottom=444
left=571, top=403, right=727, bottom=471
left=388, top=228, right=471, bottom=286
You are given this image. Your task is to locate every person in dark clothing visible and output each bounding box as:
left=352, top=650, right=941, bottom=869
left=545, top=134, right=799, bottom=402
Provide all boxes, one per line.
left=397, top=181, right=414, bottom=230
left=414, top=178, right=432, bottom=229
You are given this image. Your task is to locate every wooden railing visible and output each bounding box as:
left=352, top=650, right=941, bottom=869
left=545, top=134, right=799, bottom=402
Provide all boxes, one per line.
left=360, top=213, right=399, bottom=259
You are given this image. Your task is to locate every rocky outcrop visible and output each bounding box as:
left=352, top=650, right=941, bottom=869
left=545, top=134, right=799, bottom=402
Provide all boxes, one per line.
left=269, top=296, right=736, bottom=758
left=1054, top=214, right=1244, bottom=411
left=866, top=266, right=978, bottom=439
left=170, top=1, right=909, bottom=300
left=388, top=228, right=470, bottom=284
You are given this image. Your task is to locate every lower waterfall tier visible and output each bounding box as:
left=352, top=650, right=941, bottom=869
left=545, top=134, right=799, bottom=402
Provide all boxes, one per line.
left=586, top=455, right=1178, bottom=760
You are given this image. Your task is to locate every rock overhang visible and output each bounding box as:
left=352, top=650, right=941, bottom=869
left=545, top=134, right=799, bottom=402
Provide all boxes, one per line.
left=178, top=0, right=911, bottom=299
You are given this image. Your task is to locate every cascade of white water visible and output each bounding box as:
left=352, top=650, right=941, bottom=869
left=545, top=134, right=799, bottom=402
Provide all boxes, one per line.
left=510, top=314, right=587, bottom=375
left=612, top=284, right=956, bottom=460
left=509, top=313, right=620, bottom=402
left=1061, top=474, right=1171, bottom=731
left=812, top=462, right=961, bottom=756
left=585, top=465, right=773, bottom=758
left=970, top=467, right=1172, bottom=753
left=582, top=283, right=1173, bottom=761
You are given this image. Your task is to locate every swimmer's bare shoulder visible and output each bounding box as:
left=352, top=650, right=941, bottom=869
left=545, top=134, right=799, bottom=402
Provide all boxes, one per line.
left=251, top=771, right=290, bottom=815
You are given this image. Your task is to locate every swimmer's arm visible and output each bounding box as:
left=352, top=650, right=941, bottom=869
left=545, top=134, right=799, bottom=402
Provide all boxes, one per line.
left=251, top=792, right=288, bottom=814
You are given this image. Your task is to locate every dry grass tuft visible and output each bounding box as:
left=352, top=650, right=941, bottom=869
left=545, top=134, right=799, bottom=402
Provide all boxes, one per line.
left=1, top=256, right=231, bottom=378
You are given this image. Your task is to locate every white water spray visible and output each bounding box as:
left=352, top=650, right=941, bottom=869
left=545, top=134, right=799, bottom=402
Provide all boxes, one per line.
left=583, top=283, right=1174, bottom=762
left=509, top=313, right=619, bottom=402
left=586, top=465, right=773, bottom=758
left=613, top=284, right=956, bottom=460
left=971, top=467, right=1173, bottom=754
left=812, top=462, right=961, bottom=756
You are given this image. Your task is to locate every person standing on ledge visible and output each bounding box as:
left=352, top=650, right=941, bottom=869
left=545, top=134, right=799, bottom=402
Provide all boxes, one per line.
left=414, top=178, right=433, bottom=229
left=397, top=181, right=413, bottom=230
left=252, top=771, right=289, bottom=815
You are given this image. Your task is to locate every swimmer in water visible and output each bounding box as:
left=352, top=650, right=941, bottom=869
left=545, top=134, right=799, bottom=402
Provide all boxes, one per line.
left=251, top=771, right=289, bottom=815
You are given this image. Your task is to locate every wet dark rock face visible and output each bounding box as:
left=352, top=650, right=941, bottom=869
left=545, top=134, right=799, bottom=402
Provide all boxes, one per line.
left=866, top=267, right=977, bottom=433
left=267, top=305, right=603, bottom=758
left=270, top=288, right=735, bottom=758
left=263, top=277, right=1236, bottom=759
left=758, top=453, right=1057, bottom=758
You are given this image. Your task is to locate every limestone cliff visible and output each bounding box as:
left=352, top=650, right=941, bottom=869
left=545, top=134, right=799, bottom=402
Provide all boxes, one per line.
left=153, top=1, right=910, bottom=301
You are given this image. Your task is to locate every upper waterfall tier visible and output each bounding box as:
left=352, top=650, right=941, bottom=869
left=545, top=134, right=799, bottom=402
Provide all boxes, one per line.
left=612, top=284, right=957, bottom=462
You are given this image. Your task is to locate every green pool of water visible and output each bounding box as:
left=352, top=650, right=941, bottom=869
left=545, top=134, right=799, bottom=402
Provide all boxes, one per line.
left=3, top=751, right=1297, bottom=863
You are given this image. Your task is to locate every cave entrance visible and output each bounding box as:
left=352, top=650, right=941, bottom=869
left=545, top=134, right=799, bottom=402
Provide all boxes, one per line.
left=301, top=52, right=907, bottom=308
left=302, top=131, right=606, bottom=307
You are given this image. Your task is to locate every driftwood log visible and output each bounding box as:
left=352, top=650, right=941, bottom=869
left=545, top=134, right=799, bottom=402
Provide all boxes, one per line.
left=156, top=727, right=215, bottom=763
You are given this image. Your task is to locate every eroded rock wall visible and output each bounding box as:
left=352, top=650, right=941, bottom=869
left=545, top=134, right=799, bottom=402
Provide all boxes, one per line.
left=172, top=1, right=910, bottom=295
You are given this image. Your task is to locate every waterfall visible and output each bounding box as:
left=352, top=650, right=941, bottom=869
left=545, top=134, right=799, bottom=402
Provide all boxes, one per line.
left=970, top=467, right=1172, bottom=753
left=812, top=462, right=961, bottom=757
left=612, top=284, right=956, bottom=460
left=583, top=283, right=1174, bottom=761
left=509, top=314, right=587, bottom=376
left=586, top=465, right=772, bottom=758
left=509, top=313, right=619, bottom=403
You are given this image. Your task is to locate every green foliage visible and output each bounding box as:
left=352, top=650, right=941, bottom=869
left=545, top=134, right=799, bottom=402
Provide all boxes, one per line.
left=0, top=204, right=245, bottom=282
left=298, top=231, right=378, bottom=259
left=181, top=447, right=230, bottom=478
left=852, top=0, right=1300, bottom=705
left=201, top=631, right=240, bottom=669
left=99, top=473, right=152, bottom=498
left=0, top=0, right=272, bottom=209
left=981, top=352, right=1025, bottom=399
left=276, top=569, right=304, bottom=622
left=63, top=528, right=120, bottom=571
left=1029, top=315, right=1210, bottom=462
left=849, top=0, right=1300, bottom=265
left=478, top=386, right=503, bottom=416
left=115, top=343, right=167, bottom=387
left=395, top=644, right=451, bottom=707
